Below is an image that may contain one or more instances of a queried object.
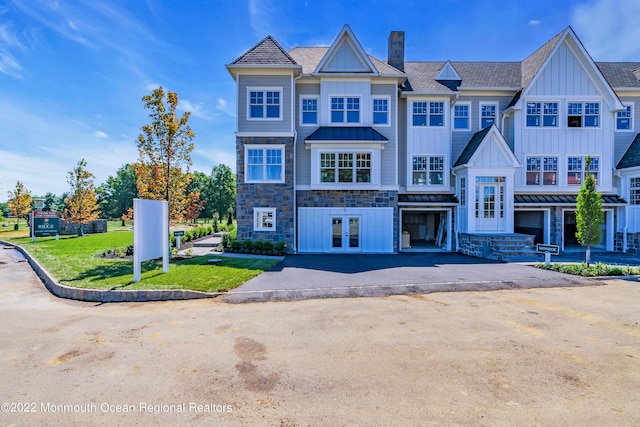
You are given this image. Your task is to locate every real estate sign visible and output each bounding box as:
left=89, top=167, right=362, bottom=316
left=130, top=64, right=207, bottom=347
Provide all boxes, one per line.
left=32, top=211, right=60, bottom=237
left=133, top=199, right=169, bottom=282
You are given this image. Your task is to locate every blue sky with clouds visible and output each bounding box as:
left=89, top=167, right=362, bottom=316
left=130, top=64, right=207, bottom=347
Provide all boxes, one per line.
left=1, top=0, right=639, bottom=202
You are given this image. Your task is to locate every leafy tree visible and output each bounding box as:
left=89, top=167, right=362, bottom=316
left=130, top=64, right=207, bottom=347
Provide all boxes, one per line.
left=186, top=171, right=209, bottom=222
left=133, top=86, right=196, bottom=223
left=204, top=164, right=236, bottom=220
left=97, top=164, right=139, bottom=219
left=7, top=181, right=32, bottom=229
left=575, top=155, right=604, bottom=267
left=43, top=192, right=65, bottom=213
left=64, top=159, right=101, bottom=234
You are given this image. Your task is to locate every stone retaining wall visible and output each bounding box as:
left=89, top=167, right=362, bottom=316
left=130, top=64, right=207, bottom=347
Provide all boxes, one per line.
left=59, top=219, right=107, bottom=235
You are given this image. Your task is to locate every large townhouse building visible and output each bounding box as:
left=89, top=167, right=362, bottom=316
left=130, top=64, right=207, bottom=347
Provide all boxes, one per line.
left=226, top=25, right=640, bottom=257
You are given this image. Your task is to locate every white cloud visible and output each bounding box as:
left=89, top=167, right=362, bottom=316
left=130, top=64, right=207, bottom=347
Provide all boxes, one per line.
left=572, top=0, right=640, bottom=60
left=94, top=130, right=108, bottom=138
left=193, top=147, right=236, bottom=173
left=249, top=0, right=278, bottom=39
left=179, top=99, right=211, bottom=120
left=529, top=20, right=540, bottom=26
left=216, top=97, right=236, bottom=117
left=0, top=24, right=24, bottom=78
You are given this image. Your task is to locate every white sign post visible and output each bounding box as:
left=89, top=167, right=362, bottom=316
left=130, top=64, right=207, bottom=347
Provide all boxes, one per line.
left=133, top=199, right=169, bottom=282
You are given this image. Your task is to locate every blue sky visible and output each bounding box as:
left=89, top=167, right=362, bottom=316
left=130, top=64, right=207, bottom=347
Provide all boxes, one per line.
left=1, top=0, right=639, bottom=202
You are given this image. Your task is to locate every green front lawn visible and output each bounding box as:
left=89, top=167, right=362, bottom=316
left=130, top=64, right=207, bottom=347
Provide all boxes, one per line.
left=5, top=232, right=279, bottom=292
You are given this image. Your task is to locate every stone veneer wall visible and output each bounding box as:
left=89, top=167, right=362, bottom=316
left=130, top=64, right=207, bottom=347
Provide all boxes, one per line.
left=59, top=219, right=107, bottom=235
left=615, top=232, right=640, bottom=253
left=236, top=137, right=294, bottom=251
left=297, top=190, right=399, bottom=251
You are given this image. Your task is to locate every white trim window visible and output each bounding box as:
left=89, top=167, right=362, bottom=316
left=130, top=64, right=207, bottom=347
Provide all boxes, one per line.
left=412, top=155, right=445, bottom=185
left=631, top=177, right=640, bottom=205
left=567, top=102, right=600, bottom=128
left=453, top=104, right=470, bottom=130
left=412, top=101, right=444, bottom=127
left=248, top=88, right=282, bottom=119
left=616, top=105, right=633, bottom=131
left=300, top=96, right=318, bottom=125
left=254, top=208, right=276, bottom=231
left=526, top=156, right=558, bottom=185
left=372, top=97, right=389, bottom=125
left=567, top=156, right=599, bottom=185
left=460, top=177, right=466, bottom=206
left=526, top=102, right=558, bottom=127
left=331, top=96, right=360, bottom=124
left=320, top=152, right=371, bottom=183
left=480, top=103, right=497, bottom=128
left=245, top=145, right=284, bottom=183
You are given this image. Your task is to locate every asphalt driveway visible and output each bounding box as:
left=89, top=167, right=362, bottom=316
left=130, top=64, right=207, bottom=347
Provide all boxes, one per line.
left=223, top=253, right=600, bottom=303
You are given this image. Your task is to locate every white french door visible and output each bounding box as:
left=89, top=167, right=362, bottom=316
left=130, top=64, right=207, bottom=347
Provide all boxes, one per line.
left=331, top=216, right=361, bottom=251
left=476, top=182, right=505, bottom=232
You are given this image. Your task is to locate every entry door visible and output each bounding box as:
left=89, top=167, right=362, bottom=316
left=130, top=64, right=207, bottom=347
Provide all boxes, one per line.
left=476, top=183, right=504, bottom=231
left=331, top=216, right=360, bottom=251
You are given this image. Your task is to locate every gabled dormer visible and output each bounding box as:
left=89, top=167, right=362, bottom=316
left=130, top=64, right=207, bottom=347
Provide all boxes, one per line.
left=314, top=24, right=378, bottom=75
left=435, top=60, right=462, bottom=91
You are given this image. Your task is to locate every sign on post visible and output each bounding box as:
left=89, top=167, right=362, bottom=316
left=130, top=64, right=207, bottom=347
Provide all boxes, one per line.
left=536, top=243, right=560, bottom=265
left=32, top=211, right=60, bottom=239
left=133, top=199, right=169, bottom=282
left=173, top=230, right=185, bottom=249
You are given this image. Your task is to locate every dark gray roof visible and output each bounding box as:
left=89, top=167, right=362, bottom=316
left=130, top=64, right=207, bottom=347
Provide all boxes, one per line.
left=596, top=62, right=640, bottom=88
left=616, top=133, right=640, bottom=169
left=520, top=29, right=565, bottom=88
left=404, top=61, right=521, bottom=93
left=398, top=194, right=458, bottom=204
left=288, top=47, right=404, bottom=76
left=454, top=126, right=493, bottom=167
left=306, top=127, right=388, bottom=142
left=514, top=194, right=627, bottom=205
left=231, top=36, right=298, bottom=66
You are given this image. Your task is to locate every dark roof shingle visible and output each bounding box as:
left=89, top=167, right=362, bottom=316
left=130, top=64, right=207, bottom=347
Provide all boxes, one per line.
left=617, top=133, right=640, bottom=169
left=454, top=126, right=493, bottom=167
left=231, top=36, right=298, bottom=66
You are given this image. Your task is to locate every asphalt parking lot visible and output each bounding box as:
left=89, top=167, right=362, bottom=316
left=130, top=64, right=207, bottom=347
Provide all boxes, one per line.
left=1, top=247, right=639, bottom=426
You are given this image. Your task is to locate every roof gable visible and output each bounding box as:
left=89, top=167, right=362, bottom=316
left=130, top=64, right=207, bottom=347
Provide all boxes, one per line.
left=617, top=133, right=640, bottom=169
left=518, top=27, right=624, bottom=110
left=230, top=35, right=297, bottom=66
left=315, top=24, right=377, bottom=74
left=436, top=60, right=461, bottom=81
left=454, top=125, right=519, bottom=169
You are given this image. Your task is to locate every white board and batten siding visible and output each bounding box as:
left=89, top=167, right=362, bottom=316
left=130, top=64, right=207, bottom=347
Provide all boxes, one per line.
left=298, top=207, right=394, bottom=253
left=513, top=41, right=618, bottom=192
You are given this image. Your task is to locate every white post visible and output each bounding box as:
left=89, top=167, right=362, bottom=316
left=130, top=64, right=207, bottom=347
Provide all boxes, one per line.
left=545, top=252, right=551, bottom=266
left=162, top=201, right=169, bottom=274
left=176, top=236, right=181, bottom=250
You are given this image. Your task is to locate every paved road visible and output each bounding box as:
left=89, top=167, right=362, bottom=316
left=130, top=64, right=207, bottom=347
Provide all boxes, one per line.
left=1, top=246, right=639, bottom=426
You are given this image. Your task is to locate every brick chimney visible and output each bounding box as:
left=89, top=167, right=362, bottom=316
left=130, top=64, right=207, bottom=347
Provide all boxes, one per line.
left=388, top=31, right=405, bottom=72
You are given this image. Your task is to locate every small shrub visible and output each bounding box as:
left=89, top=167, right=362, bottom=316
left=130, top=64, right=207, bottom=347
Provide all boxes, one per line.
left=263, top=241, right=274, bottom=254
left=229, top=228, right=237, bottom=241
left=242, top=240, right=254, bottom=253
left=221, top=232, right=230, bottom=248
left=125, top=244, right=134, bottom=256
left=253, top=240, right=265, bottom=254
left=275, top=242, right=286, bottom=255
left=230, top=240, right=242, bottom=252
left=218, top=224, right=228, bottom=233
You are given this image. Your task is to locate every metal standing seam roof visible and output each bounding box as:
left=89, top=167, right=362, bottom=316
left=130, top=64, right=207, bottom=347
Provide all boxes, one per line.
left=616, top=133, right=640, bottom=169
left=305, top=127, right=388, bottom=142
left=514, top=194, right=627, bottom=205
left=398, top=194, right=459, bottom=204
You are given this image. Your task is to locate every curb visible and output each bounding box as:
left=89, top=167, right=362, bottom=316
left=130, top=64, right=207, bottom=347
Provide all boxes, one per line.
left=1, top=241, right=222, bottom=303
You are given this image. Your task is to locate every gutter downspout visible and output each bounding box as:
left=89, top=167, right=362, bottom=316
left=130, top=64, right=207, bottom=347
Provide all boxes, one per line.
left=451, top=169, right=459, bottom=252
left=615, top=170, right=628, bottom=252
left=292, top=73, right=302, bottom=253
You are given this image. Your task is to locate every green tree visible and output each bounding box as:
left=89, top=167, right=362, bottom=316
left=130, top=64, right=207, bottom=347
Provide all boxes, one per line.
left=133, top=86, right=196, bottom=223
left=97, top=164, right=139, bottom=220
left=575, top=155, right=604, bottom=267
left=204, top=164, right=236, bottom=220
left=43, top=192, right=65, bottom=213
left=64, top=159, right=101, bottom=235
left=7, top=181, right=32, bottom=229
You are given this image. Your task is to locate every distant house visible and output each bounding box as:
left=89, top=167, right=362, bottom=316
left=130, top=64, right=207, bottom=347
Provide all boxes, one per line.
left=226, top=25, right=640, bottom=256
